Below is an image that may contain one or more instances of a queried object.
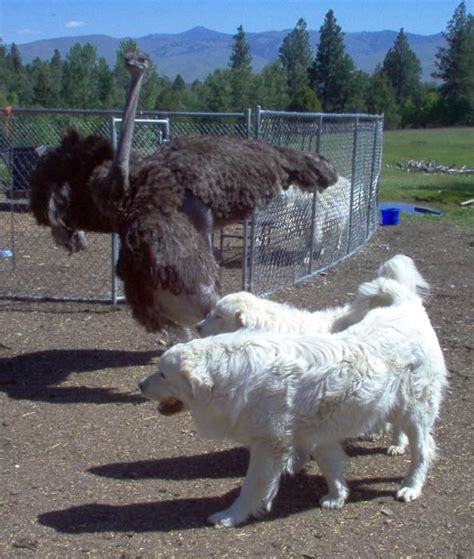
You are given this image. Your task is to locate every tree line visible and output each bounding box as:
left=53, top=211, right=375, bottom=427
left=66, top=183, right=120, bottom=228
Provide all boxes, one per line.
left=1, top=2, right=472, bottom=128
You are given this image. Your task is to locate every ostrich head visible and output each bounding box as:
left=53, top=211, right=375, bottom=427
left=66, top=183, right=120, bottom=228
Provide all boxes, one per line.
left=30, top=129, right=114, bottom=253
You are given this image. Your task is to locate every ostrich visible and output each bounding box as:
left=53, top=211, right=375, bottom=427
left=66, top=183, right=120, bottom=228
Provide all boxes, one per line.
left=30, top=51, right=338, bottom=332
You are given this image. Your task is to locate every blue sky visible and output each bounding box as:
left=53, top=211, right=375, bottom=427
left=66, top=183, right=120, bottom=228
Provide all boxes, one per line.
left=1, top=0, right=472, bottom=44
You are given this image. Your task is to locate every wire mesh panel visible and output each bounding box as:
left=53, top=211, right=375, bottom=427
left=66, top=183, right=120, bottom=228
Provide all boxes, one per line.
left=0, top=108, right=250, bottom=302
left=247, top=109, right=383, bottom=295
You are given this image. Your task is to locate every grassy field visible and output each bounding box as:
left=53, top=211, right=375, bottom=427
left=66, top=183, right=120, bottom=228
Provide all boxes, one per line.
left=380, top=127, right=474, bottom=225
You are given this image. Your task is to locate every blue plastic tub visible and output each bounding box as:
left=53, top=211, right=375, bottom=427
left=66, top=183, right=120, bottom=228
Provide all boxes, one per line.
left=380, top=207, right=400, bottom=226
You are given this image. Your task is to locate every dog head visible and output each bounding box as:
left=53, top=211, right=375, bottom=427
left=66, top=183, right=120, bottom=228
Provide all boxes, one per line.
left=139, top=340, right=214, bottom=414
left=196, top=291, right=260, bottom=336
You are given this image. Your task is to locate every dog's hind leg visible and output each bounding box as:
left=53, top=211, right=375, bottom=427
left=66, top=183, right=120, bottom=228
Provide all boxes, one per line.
left=396, top=419, right=436, bottom=502
left=313, top=442, right=349, bottom=509
left=208, top=443, right=285, bottom=527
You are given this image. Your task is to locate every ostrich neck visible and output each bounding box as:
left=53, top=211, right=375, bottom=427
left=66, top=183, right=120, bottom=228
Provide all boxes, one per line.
left=113, top=71, right=146, bottom=185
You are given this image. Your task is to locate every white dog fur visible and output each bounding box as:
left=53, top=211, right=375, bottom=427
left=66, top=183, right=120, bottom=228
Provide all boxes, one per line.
left=197, top=254, right=429, bottom=338
left=140, top=278, right=447, bottom=527
left=197, top=254, right=429, bottom=455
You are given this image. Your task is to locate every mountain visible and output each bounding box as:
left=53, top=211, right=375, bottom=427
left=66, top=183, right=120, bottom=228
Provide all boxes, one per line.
left=15, top=26, right=444, bottom=83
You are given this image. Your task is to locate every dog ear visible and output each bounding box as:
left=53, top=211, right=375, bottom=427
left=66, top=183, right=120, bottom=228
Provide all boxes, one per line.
left=182, top=365, right=214, bottom=404
left=235, top=309, right=253, bottom=329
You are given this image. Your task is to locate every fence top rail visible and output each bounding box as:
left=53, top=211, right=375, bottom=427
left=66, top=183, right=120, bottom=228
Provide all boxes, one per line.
left=258, top=109, right=383, bottom=121
left=3, top=107, right=249, bottom=119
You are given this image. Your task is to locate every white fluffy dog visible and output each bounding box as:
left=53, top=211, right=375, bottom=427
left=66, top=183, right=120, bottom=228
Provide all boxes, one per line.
left=140, top=279, right=447, bottom=527
left=196, top=254, right=428, bottom=455
left=197, top=254, right=429, bottom=338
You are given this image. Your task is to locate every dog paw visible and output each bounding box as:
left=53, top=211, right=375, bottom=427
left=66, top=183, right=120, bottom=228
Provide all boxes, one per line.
left=208, top=508, right=247, bottom=528
left=320, top=493, right=347, bottom=510
left=396, top=486, right=422, bottom=502
left=387, top=444, right=406, bottom=456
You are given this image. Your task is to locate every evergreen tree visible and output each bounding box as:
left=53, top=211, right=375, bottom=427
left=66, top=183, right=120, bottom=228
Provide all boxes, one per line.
left=229, top=25, right=252, bottom=71
left=7, top=43, right=22, bottom=72
left=228, top=25, right=254, bottom=110
left=172, top=74, right=186, bottom=92
left=310, top=10, right=356, bottom=112
left=433, top=1, right=474, bottom=124
left=279, top=18, right=313, bottom=110
left=382, top=28, right=422, bottom=106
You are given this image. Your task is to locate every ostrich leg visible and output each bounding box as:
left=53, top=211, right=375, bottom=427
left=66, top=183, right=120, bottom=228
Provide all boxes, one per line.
left=95, top=51, right=149, bottom=215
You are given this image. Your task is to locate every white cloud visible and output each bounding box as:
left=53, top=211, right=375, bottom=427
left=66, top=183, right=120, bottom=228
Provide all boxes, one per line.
left=18, top=28, right=33, bottom=36
left=64, top=20, right=86, bottom=29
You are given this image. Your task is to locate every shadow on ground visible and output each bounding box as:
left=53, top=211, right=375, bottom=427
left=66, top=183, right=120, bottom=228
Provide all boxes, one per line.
left=0, top=349, right=158, bottom=404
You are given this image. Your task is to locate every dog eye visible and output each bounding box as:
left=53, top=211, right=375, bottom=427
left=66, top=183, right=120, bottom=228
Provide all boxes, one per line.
left=160, top=372, right=166, bottom=379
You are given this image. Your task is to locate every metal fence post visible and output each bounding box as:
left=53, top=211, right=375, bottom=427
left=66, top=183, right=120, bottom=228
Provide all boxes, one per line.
left=307, top=114, right=323, bottom=274
left=346, top=116, right=360, bottom=254
left=366, top=118, right=382, bottom=235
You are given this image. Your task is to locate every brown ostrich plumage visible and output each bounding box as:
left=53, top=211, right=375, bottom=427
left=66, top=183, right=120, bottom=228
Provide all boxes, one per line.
left=30, top=52, right=338, bottom=332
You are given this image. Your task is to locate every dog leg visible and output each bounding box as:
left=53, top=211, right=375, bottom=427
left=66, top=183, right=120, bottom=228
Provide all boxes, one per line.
left=387, top=423, right=409, bottom=456
left=396, top=421, right=435, bottom=502
left=208, top=443, right=284, bottom=527
left=313, top=442, right=349, bottom=509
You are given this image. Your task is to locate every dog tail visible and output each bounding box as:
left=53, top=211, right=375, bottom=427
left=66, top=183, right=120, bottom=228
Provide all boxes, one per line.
left=357, top=277, right=421, bottom=308
left=377, top=254, right=430, bottom=302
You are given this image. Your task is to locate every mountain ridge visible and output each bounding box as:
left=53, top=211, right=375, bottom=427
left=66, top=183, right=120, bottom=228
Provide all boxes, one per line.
left=14, top=26, right=444, bottom=83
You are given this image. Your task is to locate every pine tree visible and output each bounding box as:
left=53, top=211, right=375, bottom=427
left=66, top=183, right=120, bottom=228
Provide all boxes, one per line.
left=229, top=25, right=252, bottom=71
left=433, top=1, right=474, bottom=123
left=310, top=10, right=355, bottom=112
left=279, top=18, right=313, bottom=110
left=228, top=26, right=254, bottom=110
left=382, top=28, right=422, bottom=106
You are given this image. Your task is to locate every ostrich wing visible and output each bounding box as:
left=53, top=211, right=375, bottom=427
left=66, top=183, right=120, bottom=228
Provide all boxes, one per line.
left=136, top=136, right=338, bottom=222
left=117, top=206, right=220, bottom=332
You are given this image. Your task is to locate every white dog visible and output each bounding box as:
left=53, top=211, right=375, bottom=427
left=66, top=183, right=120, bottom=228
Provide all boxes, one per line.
left=140, top=279, right=447, bottom=527
left=197, top=254, right=429, bottom=338
left=196, top=254, right=428, bottom=455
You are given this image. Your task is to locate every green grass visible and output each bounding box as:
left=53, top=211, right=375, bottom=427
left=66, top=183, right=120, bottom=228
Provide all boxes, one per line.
left=380, top=127, right=474, bottom=225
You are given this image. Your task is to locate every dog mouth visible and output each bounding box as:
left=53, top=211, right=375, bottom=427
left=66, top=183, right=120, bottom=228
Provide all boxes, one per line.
left=158, top=397, right=185, bottom=415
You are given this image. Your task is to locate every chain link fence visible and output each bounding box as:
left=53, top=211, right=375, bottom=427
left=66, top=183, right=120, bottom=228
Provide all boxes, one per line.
left=244, top=109, right=383, bottom=294
left=0, top=107, right=382, bottom=303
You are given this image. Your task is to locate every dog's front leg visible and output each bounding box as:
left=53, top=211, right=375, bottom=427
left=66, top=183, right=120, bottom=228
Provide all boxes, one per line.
left=208, top=443, right=284, bottom=528
left=313, top=442, right=349, bottom=509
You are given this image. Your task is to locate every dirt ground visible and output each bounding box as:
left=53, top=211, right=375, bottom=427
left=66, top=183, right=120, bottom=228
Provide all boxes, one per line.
left=0, top=217, right=473, bottom=558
